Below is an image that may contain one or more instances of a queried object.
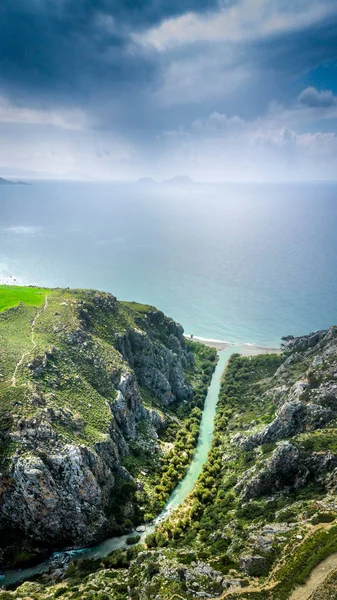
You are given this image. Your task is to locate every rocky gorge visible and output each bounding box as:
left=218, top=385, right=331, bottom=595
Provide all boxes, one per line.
left=141, top=326, right=337, bottom=599
left=1, top=287, right=337, bottom=600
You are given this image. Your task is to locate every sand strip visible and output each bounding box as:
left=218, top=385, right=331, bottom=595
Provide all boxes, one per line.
left=185, top=335, right=280, bottom=355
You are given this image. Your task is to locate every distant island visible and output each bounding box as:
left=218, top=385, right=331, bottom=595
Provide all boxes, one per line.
left=137, top=177, right=158, bottom=184
left=162, top=175, right=194, bottom=185
left=0, top=177, right=30, bottom=186
left=137, top=175, right=195, bottom=185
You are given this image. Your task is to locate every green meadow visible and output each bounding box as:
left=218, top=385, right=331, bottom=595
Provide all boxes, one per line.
left=0, top=285, right=48, bottom=313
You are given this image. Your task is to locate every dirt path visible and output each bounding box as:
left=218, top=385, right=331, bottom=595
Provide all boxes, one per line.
left=11, top=294, right=48, bottom=387
left=288, top=552, right=337, bottom=600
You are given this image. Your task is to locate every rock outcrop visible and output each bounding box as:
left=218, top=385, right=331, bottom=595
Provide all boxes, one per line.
left=233, top=326, right=337, bottom=500
left=115, top=314, right=193, bottom=406
left=235, top=442, right=310, bottom=500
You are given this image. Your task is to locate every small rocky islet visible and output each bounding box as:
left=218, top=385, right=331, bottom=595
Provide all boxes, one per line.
left=1, top=286, right=337, bottom=599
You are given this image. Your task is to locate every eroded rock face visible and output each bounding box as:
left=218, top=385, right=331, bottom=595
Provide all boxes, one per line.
left=238, top=399, right=334, bottom=451
left=112, top=371, right=146, bottom=438
left=240, top=554, right=268, bottom=576
left=281, top=330, right=328, bottom=353
left=0, top=441, right=119, bottom=546
left=116, top=314, right=193, bottom=406
left=236, top=442, right=310, bottom=500
left=234, top=328, right=337, bottom=454
left=233, top=327, right=337, bottom=501
left=0, top=292, right=195, bottom=561
left=131, top=551, right=241, bottom=599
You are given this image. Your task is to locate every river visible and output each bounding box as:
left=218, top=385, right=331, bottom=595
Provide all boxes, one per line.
left=0, top=347, right=237, bottom=587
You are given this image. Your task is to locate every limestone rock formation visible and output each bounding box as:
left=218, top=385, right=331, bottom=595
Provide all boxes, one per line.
left=0, top=289, right=200, bottom=564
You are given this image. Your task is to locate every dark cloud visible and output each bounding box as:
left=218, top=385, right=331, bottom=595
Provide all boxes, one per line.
left=298, top=86, right=336, bottom=108
left=220, top=15, right=337, bottom=119
left=248, top=19, right=334, bottom=76
left=1, top=0, right=337, bottom=180
left=1, top=1, right=337, bottom=122
left=0, top=0, right=220, bottom=102
left=0, top=4, right=145, bottom=100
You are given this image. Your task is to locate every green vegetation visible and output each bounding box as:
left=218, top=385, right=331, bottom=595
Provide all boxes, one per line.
left=0, top=285, right=48, bottom=312
left=149, top=353, right=283, bottom=552
left=113, top=341, right=217, bottom=523
left=294, top=429, right=337, bottom=454
left=150, top=342, right=217, bottom=508
left=126, top=535, right=141, bottom=545
left=273, top=526, right=337, bottom=596
left=0, top=285, right=218, bottom=564
left=121, top=301, right=156, bottom=314
left=310, top=568, right=337, bottom=600
left=223, top=526, right=337, bottom=599
left=2, top=316, right=337, bottom=600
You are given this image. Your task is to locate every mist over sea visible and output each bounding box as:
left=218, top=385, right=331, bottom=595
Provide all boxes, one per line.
left=1, top=181, right=336, bottom=346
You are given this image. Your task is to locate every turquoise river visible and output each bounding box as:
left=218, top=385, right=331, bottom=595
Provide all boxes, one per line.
left=0, top=347, right=237, bottom=588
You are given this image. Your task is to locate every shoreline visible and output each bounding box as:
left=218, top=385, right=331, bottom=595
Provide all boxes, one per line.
left=185, top=334, right=281, bottom=354
left=0, top=278, right=281, bottom=355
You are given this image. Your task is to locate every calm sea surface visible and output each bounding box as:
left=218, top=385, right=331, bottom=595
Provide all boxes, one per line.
left=0, top=181, right=336, bottom=346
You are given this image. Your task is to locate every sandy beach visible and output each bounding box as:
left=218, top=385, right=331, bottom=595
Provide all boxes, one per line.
left=185, top=335, right=281, bottom=355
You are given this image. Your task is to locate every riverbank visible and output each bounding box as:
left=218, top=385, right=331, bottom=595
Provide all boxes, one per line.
left=0, top=339, right=281, bottom=588
left=0, top=347, right=235, bottom=588
left=185, top=335, right=280, bottom=355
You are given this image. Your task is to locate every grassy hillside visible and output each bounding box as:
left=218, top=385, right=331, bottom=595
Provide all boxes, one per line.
left=0, top=285, right=48, bottom=312
left=0, top=285, right=217, bottom=567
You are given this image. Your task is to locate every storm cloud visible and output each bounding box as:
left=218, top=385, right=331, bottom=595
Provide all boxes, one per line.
left=298, top=87, right=337, bottom=108
left=0, top=0, right=337, bottom=180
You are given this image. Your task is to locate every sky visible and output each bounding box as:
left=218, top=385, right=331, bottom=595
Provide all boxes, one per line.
left=0, top=0, right=337, bottom=182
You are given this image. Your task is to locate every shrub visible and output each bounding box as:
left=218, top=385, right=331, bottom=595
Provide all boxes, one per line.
left=54, top=587, right=68, bottom=598
left=311, top=512, right=336, bottom=525
left=126, top=534, right=141, bottom=545
left=145, top=533, right=157, bottom=548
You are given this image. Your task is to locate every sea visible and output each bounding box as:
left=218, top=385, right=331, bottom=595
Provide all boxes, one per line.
left=1, top=180, right=337, bottom=347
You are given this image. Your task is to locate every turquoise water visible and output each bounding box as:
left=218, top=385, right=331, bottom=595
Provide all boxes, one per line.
left=0, top=348, right=235, bottom=587
left=0, top=181, right=337, bottom=345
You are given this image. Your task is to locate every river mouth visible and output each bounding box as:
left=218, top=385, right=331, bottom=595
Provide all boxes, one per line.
left=0, top=347, right=237, bottom=588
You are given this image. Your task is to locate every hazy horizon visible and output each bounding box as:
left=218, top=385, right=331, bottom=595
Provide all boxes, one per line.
left=1, top=180, right=337, bottom=347
left=3, top=175, right=337, bottom=184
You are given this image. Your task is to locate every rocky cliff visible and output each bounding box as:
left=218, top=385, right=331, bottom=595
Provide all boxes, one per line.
left=0, top=288, right=214, bottom=567
left=233, top=327, right=337, bottom=500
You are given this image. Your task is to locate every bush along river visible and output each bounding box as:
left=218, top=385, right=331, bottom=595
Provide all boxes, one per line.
left=0, top=347, right=238, bottom=588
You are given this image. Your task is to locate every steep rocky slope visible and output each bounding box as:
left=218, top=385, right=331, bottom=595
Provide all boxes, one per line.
left=0, top=287, right=216, bottom=567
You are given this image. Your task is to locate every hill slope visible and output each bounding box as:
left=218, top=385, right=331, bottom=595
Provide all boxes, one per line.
left=0, top=287, right=216, bottom=567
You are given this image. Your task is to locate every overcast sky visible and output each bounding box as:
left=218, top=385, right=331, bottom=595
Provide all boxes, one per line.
left=1, top=0, right=337, bottom=181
